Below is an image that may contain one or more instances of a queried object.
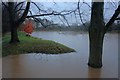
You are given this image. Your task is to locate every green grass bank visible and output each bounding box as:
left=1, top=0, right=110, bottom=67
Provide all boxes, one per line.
left=2, top=32, right=75, bottom=57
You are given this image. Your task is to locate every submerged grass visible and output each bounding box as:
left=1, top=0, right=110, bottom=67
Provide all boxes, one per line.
left=2, top=32, right=75, bottom=57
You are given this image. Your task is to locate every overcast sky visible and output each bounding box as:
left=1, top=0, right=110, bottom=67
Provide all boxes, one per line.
left=30, top=1, right=119, bottom=25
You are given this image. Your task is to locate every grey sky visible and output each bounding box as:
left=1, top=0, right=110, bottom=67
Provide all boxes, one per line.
left=30, top=2, right=119, bottom=25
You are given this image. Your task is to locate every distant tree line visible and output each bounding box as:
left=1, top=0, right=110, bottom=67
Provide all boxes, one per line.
left=33, top=20, right=120, bottom=32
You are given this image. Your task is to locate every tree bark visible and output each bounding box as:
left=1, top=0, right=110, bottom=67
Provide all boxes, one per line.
left=88, top=2, right=105, bottom=68
left=8, top=2, right=19, bottom=43
left=88, top=29, right=105, bottom=68
left=10, top=26, right=19, bottom=43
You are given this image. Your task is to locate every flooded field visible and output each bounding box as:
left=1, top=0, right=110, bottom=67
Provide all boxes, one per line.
left=2, top=31, right=118, bottom=78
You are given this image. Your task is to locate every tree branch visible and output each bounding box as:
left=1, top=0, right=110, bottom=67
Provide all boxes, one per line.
left=31, top=1, right=47, bottom=13
left=83, top=2, right=91, bottom=8
left=61, top=15, right=71, bottom=27
left=105, top=5, right=120, bottom=31
left=78, top=0, right=86, bottom=27
left=116, top=17, right=120, bottom=20
left=58, top=15, right=66, bottom=26
left=26, top=9, right=77, bottom=18
left=15, top=2, right=30, bottom=27
left=26, top=12, right=56, bottom=18
left=33, top=18, right=47, bottom=28
left=74, top=11, right=79, bottom=26
left=14, top=2, right=24, bottom=11
left=2, top=1, right=9, bottom=11
left=15, top=9, right=33, bottom=17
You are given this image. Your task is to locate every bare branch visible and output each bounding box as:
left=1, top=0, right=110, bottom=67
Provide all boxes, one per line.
left=58, top=15, right=66, bottom=26
left=109, top=1, right=118, bottom=9
left=116, top=17, right=120, bottom=20
left=78, top=0, right=86, bottom=27
left=15, top=9, right=33, bottom=16
left=83, top=2, right=91, bottom=8
left=34, top=18, right=47, bottom=28
left=58, top=9, right=77, bottom=15
left=105, top=5, right=120, bottom=31
left=14, top=2, right=24, bottom=11
left=26, top=12, right=55, bottom=18
left=27, top=9, right=77, bottom=18
left=31, top=1, right=47, bottom=13
left=74, top=12, right=79, bottom=26
left=15, top=2, right=30, bottom=27
left=61, top=15, right=71, bottom=27
left=31, top=2, right=41, bottom=12
left=2, top=1, right=9, bottom=11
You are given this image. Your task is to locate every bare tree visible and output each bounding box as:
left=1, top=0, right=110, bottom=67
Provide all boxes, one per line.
left=2, top=1, right=77, bottom=43
left=2, top=1, right=30, bottom=43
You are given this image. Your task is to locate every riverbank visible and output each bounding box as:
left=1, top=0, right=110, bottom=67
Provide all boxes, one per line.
left=2, top=32, right=75, bottom=57
left=34, top=27, right=120, bottom=33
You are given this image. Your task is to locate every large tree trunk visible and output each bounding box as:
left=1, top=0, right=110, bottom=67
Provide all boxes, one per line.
left=88, top=2, right=105, bottom=68
left=8, top=2, right=20, bottom=43
left=10, top=25, right=20, bottom=43
left=88, top=29, right=105, bottom=68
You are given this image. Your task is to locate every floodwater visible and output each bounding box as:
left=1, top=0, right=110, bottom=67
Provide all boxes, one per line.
left=2, top=31, right=118, bottom=78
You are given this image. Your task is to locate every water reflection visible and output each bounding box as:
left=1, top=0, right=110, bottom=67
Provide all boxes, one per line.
left=88, top=67, right=101, bottom=78
left=2, top=31, right=118, bottom=78
left=11, top=55, right=24, bottom=77
left=0, top=58, right=2, bottom=79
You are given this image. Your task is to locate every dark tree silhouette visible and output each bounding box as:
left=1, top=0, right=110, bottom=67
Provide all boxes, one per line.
left=2, top=2, right=30, bottom=43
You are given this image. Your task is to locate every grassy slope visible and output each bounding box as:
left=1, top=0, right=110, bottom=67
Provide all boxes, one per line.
left=2, top=32, right=75, bottom=57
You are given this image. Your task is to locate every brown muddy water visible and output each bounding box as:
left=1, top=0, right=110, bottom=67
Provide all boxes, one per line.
left=2, top=31, right=118, bottom=78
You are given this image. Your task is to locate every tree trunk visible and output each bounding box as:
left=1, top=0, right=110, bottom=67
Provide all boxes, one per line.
left=10, top=25, right=20, bottom=43
left=88, top=28, right=105, bottom=68
left=88, top=2, right=105, bottom=68
left=8, top=2, right=20, bottom=43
